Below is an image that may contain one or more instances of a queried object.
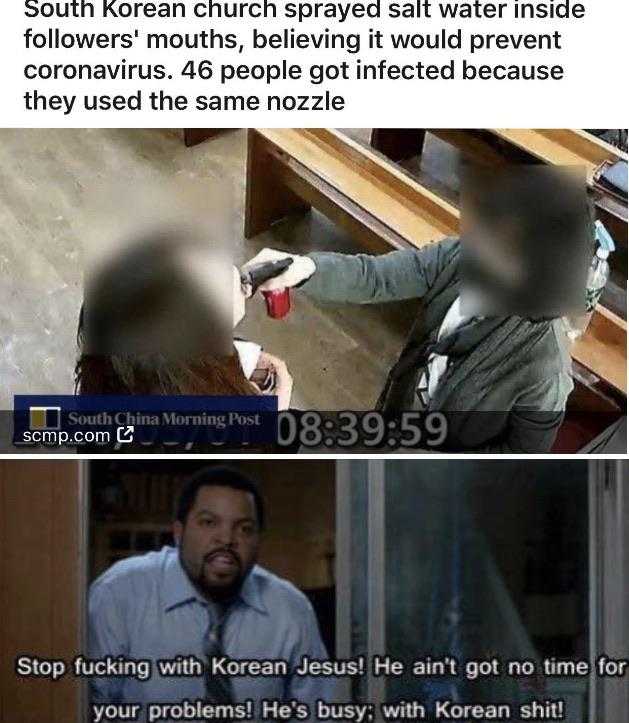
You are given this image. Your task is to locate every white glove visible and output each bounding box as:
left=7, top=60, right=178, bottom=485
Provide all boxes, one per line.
left=242, top=248, right=316, bottom=292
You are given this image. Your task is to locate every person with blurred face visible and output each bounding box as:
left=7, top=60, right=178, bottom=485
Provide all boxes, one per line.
left=89, top=467, right=333, bottom=715
left=76, top=230, right=294, bottom=409
left=243, top=168, right=593, bottom=453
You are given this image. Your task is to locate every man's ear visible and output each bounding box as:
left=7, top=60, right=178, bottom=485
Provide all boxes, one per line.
left=173, top=521, right=183, bottom=546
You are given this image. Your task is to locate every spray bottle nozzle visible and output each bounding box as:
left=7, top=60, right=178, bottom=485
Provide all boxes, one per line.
left=240, top=258, right=294, bottom=297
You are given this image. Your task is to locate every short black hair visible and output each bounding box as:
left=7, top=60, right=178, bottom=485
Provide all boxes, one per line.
left=176, top=466, right=265, bottom=529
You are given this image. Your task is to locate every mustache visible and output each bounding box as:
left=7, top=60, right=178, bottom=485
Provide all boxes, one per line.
left=204, top=548, right=241, bottom=565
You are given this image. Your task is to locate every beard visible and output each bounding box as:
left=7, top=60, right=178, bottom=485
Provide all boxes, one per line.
left=179, top=546, right=249, bottom=603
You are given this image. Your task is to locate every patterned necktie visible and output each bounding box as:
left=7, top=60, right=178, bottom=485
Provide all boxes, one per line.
left=204, top=604, right=234, bottom=708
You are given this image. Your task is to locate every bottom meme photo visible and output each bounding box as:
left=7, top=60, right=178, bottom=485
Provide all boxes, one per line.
left=1, top=459, right=628, bottom=723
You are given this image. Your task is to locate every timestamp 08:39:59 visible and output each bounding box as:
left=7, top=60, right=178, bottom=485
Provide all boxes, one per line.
left=277, top=411, right=449, bottom=449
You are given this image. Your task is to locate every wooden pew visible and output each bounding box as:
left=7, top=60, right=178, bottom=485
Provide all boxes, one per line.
left=371, top=128, right=628, bottom=251
left=182, top=129, right=225, bottom=146
left=489, top=129, right=626, bottom=181
left=244, top=129, right=626, bottom=438
left=246, top=128, right=459, bottom=252
left=370, top=128, right=626, bottom=181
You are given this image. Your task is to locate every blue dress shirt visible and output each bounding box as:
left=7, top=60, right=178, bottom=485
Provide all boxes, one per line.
left=89, top=546, right=335, bottom=712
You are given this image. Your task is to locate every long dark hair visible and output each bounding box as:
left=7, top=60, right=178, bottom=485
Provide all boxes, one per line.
left=74, top=340, right=257, bottom=395
left=75, top=231, right=258, bottom=397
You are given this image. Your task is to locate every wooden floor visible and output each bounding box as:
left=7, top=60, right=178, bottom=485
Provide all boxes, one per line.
left=0, top=128, right=464, bottom=410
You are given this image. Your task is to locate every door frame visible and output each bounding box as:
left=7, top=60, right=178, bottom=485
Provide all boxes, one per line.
left=78, top=460, right=90, bottom=723
left=589, top=459, right=628, bottom=723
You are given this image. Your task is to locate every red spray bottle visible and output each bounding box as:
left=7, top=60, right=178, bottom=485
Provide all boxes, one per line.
left=240, top=258, right=294, bottom=319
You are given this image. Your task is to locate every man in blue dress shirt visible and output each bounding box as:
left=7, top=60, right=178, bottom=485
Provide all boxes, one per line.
left=89, top=466, right=335, bottom=715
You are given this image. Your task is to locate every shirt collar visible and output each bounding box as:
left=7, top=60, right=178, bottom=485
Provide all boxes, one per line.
left=163, top=550, right=267, bottom=615
left=163, top=549, right=202, bottom=612
left=238, top=566, right=268, bottom=615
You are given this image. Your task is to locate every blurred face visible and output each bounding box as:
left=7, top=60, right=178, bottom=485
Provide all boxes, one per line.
left=174, top=485, right=261, bottom=600
left=176, top=245, right=240, bottom=331
left=460, top=165, right=589, bottom=318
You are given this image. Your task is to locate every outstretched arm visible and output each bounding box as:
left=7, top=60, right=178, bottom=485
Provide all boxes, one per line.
left=245, top=238, right=458, bottom=305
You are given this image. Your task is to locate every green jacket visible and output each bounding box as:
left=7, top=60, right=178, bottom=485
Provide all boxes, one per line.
left=302, top=238, right=574, bottom=453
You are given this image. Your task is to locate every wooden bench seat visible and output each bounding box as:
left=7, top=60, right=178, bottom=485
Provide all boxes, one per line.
left=489, top=129, right=626, bottom=182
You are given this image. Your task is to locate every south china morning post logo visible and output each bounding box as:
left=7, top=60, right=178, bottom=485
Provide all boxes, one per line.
left=28, top=406, right=61, bottom=431
left=13, top=397, right=115, bottom=447
left=13, top=395, right=278, bottom=448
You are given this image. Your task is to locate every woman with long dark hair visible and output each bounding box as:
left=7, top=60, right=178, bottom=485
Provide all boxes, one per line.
left=75, top=228, right=293, bottom=408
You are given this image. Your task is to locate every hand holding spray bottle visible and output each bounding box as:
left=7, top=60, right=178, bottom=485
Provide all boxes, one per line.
left=240, top=258, right=294, bottom=319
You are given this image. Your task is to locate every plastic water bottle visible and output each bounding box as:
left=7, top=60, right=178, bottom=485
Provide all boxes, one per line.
left=564, top=221, right=615, bottom=341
